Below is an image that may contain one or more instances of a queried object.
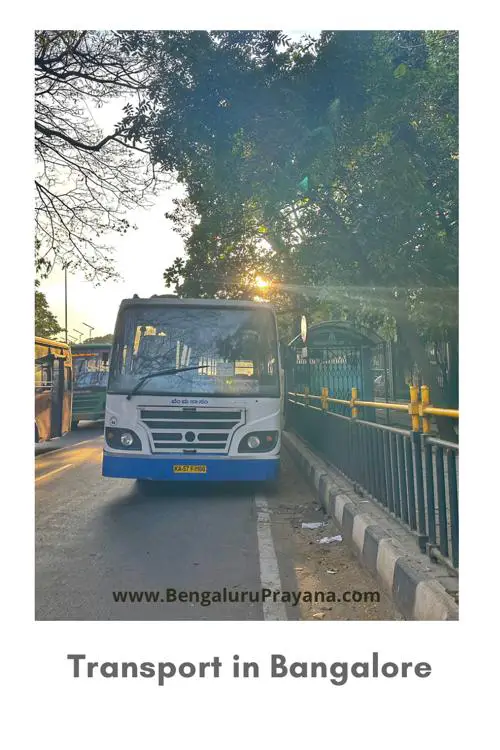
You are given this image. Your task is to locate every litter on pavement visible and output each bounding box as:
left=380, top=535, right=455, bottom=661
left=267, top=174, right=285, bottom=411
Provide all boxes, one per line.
left=317, top=535, right=343, bottom=544
left=301, top=521, right=326, bottom=529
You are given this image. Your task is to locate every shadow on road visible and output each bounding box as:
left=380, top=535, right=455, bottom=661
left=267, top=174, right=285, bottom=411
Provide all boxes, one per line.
left=105, top=478, right=277, bottom=510
left=90, top=477, right=266, bottom=598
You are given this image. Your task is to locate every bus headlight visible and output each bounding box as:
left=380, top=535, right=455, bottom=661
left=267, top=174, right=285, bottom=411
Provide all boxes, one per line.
left=120, top=432, right=134, bottom=447
left=105, top=427, right=142, bottom=451
left=238, top=431, right=279, bottom=453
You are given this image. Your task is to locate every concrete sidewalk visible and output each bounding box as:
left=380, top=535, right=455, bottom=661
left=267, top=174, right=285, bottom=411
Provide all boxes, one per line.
left=282, top=430, right=459, bottom=621
left=35, top=439, right=67, bottom=456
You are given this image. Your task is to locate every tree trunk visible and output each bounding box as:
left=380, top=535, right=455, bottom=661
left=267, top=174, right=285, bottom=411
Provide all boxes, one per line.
left=396, top=317, right=458, bottom=442
left=446, top=326, right=459, bottom=409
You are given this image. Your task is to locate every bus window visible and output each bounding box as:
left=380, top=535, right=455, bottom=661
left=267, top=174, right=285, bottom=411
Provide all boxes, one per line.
left=35, top=348, right=54, bottom=390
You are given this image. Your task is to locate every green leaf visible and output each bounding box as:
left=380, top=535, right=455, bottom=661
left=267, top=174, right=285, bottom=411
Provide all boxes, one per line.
left=393, top=63, right=408, bottom=78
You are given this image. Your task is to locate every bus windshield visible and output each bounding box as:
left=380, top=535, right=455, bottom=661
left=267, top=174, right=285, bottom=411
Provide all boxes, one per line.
left=73, top=351, right=110, bottom=389
left=108, top=305, right=279, bottom=397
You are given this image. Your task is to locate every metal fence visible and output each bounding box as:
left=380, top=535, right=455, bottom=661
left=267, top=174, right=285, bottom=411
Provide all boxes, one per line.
left=286, top=386, right=459, bottom=572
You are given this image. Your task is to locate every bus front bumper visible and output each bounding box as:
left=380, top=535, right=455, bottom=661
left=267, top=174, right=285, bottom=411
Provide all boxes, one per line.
left=102, top=451, right=280, bottom=482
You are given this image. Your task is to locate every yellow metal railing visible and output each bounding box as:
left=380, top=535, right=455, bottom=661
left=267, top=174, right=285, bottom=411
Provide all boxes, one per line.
left=287, top=384, right=459, bottom=433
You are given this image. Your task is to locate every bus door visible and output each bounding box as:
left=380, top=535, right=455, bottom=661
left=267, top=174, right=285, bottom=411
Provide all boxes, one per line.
left=62, top=360, right=73, bottom=435
left=50, top=356, right=65, bottom=438
left=35, top=351, right=53, bottom=441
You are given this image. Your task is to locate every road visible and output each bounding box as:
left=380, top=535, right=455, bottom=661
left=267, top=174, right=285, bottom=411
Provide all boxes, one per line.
left=35, top=426, right=401, bottom=621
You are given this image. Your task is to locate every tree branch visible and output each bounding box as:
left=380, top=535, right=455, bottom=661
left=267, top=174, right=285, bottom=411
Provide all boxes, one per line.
left=35, top=120, right=126, bottom=152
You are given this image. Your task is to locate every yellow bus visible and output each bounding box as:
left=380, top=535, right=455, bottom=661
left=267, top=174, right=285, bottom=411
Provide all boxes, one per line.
left=35, top=336, right=73, bottom=442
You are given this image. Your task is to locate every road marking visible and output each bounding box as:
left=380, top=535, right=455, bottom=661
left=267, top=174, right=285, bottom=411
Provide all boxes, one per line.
left=68, top=438, right=99, bottom=448
left=36, top=464, right=73, bottom=483
left=255, top=494, right=287, bottom=621
left=35, top=437, right=100, bottom=459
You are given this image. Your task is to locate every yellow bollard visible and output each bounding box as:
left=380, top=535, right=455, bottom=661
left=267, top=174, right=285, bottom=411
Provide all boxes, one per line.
left=420, top=385, right=431, bottom=434
left=304, top=385, right=309, bottom=407
left=409, top=384, right=420, bottom=432
left=321, top=386, right=329, bottom=411
left=351, top=387, right=359, bottom=419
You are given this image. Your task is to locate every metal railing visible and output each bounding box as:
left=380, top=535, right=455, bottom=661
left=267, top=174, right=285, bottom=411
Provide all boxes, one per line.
left=287, top=385, right=459, bottom=571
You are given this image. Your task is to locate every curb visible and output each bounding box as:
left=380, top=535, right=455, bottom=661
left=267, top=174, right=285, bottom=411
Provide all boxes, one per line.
left=283, top=430, right=459, bottom=621
left=35, top=441, right=66, bottom=456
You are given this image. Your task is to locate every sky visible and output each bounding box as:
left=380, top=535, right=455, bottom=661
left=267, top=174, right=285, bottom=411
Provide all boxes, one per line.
left=39, top=93, right=186, bottom=339
left=38, top=31, right=320, bottom=340
left=40, top=188, right=185, bottom=339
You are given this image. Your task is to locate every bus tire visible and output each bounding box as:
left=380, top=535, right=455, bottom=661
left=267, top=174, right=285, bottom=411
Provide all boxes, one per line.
left=35, top=424, right=39, bottom=443
left=71, top=419, right=79, bottom=430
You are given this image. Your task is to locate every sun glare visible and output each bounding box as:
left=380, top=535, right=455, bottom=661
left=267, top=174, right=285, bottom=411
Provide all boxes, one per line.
left=255, top=276, right=270, bottom=289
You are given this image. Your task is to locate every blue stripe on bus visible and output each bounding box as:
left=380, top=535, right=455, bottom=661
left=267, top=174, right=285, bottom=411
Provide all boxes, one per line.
left=102, top=452, right=280, bottom=481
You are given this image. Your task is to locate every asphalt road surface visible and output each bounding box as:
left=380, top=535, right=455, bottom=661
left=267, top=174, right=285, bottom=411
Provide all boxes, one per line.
left=35, top=427, right=401, bottom=621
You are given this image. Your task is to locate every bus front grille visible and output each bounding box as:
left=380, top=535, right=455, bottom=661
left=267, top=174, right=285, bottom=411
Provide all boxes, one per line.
left=139, top=407, right=245, bottom=453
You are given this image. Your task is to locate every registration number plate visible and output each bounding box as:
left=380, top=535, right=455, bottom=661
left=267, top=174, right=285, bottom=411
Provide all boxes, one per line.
left=173, top=465, right=207, bottom=474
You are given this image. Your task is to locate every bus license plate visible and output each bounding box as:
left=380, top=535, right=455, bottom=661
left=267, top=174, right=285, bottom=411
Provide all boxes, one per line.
left=173, top=465, right=207, bottom=474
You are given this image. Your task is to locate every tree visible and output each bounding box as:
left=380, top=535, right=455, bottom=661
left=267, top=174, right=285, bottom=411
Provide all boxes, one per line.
left=35, top=30, right=168, bottom=281
left=35, top=290, right=63, bottom=338
left=134, top=30, right=457, bottom=432
left=154, top=31, right=457, bottom=297
left=82, top=334, right=114, bottom=344
left=46, top=31, right=456, bottom=429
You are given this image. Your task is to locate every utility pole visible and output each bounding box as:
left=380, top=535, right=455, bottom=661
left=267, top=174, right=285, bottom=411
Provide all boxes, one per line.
left=64, top=265, right=68, bottom=343
left=73, top=329, right=84, bottom=343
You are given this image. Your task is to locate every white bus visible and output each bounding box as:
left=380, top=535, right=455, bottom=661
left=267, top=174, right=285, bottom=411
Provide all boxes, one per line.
left=102, top=296, right=282, bottom=483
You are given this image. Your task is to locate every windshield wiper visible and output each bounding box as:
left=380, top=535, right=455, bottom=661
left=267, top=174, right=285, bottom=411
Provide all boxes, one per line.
left=125, top=365, right=210, bottom=400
